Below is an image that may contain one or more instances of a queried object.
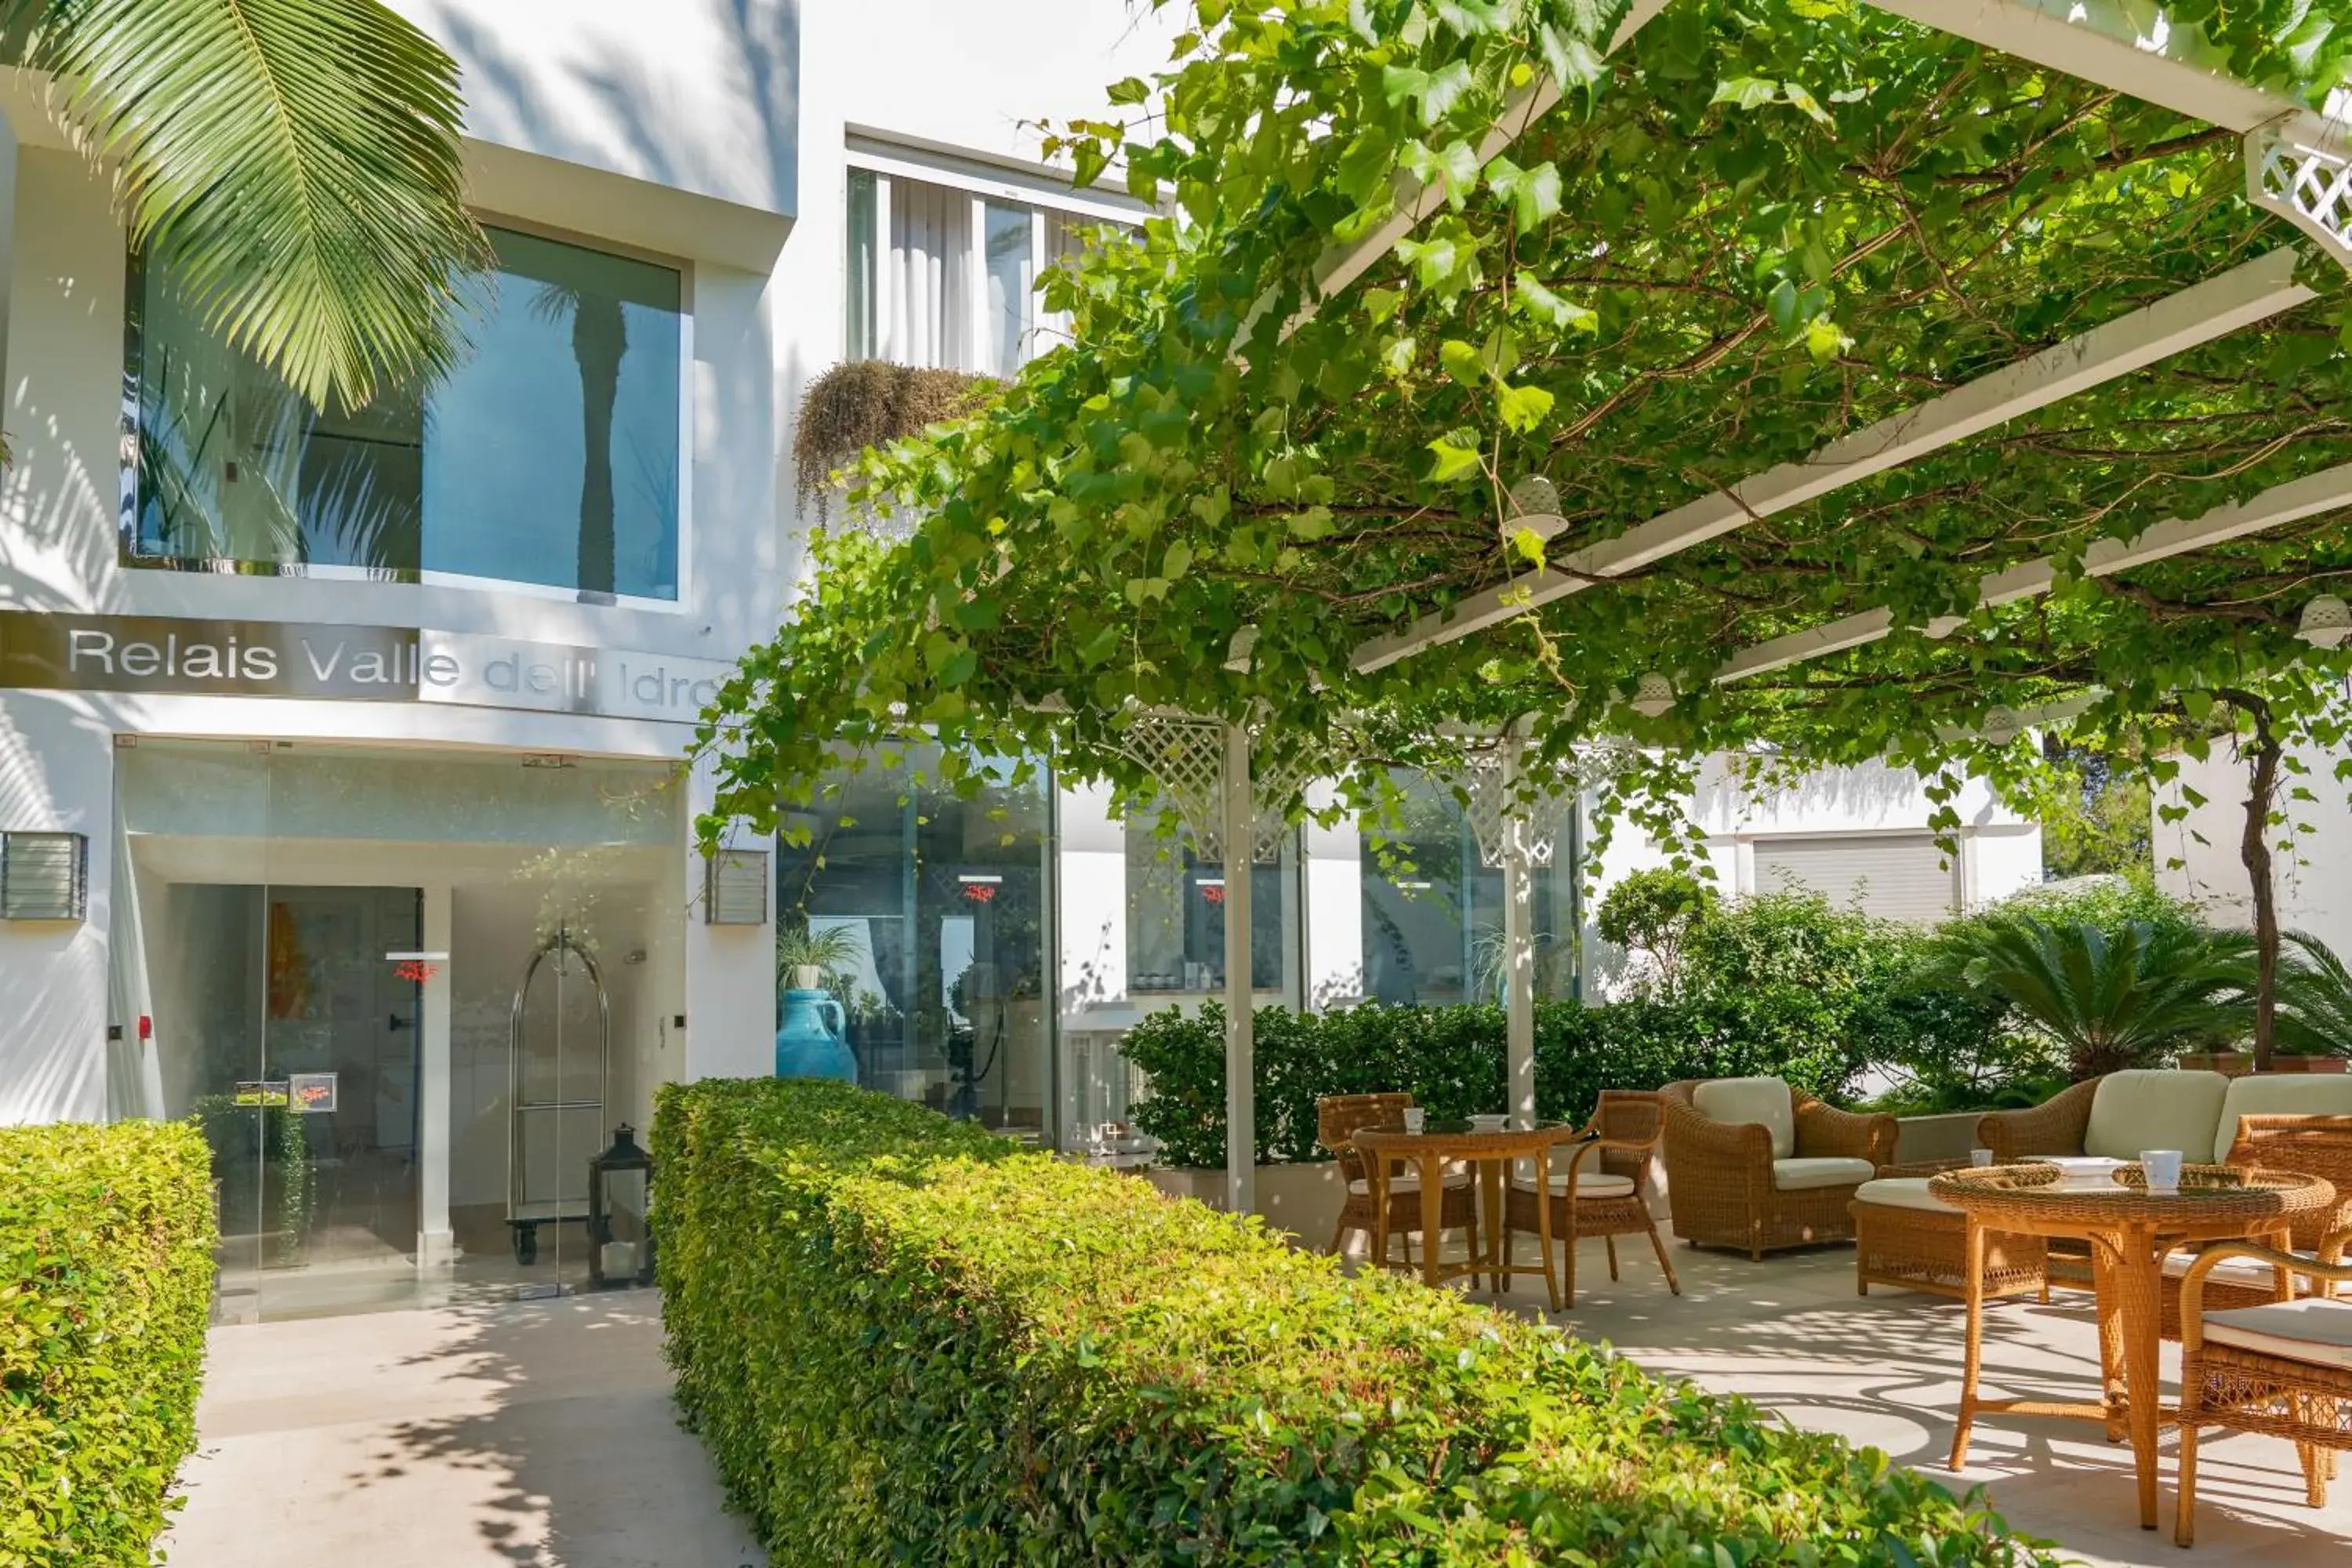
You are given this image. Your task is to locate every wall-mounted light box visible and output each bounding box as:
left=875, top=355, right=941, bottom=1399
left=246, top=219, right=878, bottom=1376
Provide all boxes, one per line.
left=2, top=831, right=89, bottom=921
left=704, top=848, right=769, bottom=926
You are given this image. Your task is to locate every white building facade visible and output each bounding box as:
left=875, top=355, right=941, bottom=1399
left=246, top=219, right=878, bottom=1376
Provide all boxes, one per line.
left=0, top=0, right=2038, bottom=1318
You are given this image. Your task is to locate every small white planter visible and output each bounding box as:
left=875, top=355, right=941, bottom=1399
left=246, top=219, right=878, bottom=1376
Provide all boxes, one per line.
left=787, top=964, right=824, bottom=990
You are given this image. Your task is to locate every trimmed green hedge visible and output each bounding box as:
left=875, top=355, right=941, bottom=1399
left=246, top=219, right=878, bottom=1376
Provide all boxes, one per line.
left=655, top=1078, right=2053, bottom=1566
left=1121, top=998, right=1870, bottom=1169
left=2, top=1120, right=217, bottom=1568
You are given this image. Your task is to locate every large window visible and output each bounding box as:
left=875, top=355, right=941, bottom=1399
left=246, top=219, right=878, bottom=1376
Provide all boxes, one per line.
left=127, top=227, right=684, bottom=602
left=844, top=166, right=1094, bottom=374
left=1359, top=773, right=1581, bottom=1006
left=1123, top=823, right=1293, bottom=996
left=777, top=746, right=1054, bottom=1138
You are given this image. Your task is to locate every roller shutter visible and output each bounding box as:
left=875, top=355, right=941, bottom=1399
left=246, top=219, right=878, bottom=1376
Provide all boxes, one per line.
left=1750, top=836, right=1957, bottom=924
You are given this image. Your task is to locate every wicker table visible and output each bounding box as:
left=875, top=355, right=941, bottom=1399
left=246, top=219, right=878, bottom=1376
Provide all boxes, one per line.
left=1352, top=1122, right=1580, bottom=1308
left=1929, top=1163, right=2337, bottom=1531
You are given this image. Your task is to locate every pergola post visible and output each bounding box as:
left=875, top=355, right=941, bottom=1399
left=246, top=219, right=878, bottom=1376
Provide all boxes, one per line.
left=1221, top=722, right=1255, bottom=1214
left=1501, top=811, right=1537, bottom=1130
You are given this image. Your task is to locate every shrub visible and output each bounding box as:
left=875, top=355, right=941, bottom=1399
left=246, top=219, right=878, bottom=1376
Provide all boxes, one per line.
left=655, top=1078, right=2054, bottom=1567
left=1594, top=866, right=1716, bottom=996
left=1120, top=992, right=1876, bottom=1170
left=2, top=1120, right=217, bottom=1567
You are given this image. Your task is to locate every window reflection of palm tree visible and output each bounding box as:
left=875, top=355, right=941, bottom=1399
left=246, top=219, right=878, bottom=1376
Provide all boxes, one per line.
left=531, top=282, right=626, bottom=600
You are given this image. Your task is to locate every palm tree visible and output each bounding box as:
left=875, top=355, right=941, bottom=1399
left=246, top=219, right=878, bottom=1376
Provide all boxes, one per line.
left=1940, top=916, right=2256, bottom=1081
left=9, top=0, right=488, bottom=413
left=2277, top=930, right=2352, bottom=1060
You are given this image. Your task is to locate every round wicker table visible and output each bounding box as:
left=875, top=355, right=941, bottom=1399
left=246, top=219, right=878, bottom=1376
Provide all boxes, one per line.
left=1927, top=1162, right=2337, bottom=1531
left=1351, top=1122, right=1582, bottom=1308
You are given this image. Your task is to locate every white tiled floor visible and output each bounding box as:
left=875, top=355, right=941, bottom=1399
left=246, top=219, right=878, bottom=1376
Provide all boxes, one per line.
left=1472, top=1240, right=2350, bottom=1566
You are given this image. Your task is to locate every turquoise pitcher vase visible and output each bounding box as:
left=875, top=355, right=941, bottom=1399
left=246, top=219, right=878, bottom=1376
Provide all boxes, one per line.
left=775, top=987, right=855, bottom=1080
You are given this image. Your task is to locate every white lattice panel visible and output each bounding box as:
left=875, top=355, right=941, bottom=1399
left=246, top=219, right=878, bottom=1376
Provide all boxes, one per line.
left=1106, top=713, right=1308, bottom=864
left=2249, top=115, right=2352, bottom=271
left=1429, top=746, right=1561, bottom=869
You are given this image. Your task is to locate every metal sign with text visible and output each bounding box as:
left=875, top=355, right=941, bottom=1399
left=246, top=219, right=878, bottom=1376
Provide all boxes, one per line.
left=0, top=612, right=731, bottom=724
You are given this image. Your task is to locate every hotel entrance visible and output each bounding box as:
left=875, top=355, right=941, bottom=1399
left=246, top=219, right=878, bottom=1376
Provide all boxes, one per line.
left=109, top=739, right=683, bottom=1321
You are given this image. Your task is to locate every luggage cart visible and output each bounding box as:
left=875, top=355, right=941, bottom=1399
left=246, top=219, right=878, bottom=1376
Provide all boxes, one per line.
left=506, top=926, right=610, bottom=1265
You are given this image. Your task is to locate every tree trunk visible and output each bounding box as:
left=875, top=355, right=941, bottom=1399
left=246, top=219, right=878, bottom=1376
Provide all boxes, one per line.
left=2220, top=690, right=2284, bottom=1069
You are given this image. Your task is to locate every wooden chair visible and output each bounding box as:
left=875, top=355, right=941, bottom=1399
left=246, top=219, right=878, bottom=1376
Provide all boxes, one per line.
left=2159, top=1113, right=2352, bottom=1339
left=2175, top=1230, right=2352, bottom=1545
left=1317, top=1093, right=1476, bottom=1269
left=1504, top=1090, right=1680, bottom=1308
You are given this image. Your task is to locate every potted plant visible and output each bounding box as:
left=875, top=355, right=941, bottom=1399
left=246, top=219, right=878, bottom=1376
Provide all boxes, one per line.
left=777, top=919, right=862, bottom=992
left=2274, top=931, right=2352, bottom=1074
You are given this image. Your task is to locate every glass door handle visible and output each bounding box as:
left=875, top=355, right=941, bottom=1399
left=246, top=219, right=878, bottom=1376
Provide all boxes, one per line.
left=389, top=1012, right=413, bottom=1032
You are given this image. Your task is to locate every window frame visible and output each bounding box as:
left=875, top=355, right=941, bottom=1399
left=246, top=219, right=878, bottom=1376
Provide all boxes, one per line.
left=117, top=212, right=698, bottom=613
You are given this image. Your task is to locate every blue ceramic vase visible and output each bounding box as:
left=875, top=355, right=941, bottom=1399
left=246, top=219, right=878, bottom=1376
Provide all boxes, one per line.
left=775, top=988, right=855, bottom=1080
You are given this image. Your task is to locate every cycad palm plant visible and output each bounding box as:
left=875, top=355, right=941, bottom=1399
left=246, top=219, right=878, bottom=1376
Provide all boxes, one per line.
left=8, top=0, right=486, bottom=412
left=1940, top=917, right=2255, bottom=1081
left=2277, top=930, right=2352, bottom=1059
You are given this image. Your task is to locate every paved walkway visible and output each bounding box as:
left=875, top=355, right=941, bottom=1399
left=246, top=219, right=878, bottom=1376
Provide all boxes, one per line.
left=1488, top=1241, right=2351, bottom=1568
left=162, top=1291, right=765, bottom=1568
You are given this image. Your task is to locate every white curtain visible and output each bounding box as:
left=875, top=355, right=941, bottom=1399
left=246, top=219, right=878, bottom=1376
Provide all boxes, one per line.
left=888, top=179, right=972, bottom=370
left=1035, top=211, right=1090, bottom=356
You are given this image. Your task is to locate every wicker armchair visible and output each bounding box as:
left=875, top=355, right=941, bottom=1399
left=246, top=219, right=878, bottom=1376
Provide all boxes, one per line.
left=2174, top=1230, right=2352, bottom=1545
left=1659, top=1078, right=1898, bottom=1258
left=1504, top=1090, right=1679, bottom=1308
left=1974, top=1076, right=2102, bottom=1161
left=1316, top=1093, right=1476, bottom=1266
left=2158, top=1114, right=2352, bottom=1339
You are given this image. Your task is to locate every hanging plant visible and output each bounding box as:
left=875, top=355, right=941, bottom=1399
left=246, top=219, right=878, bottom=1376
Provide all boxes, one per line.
left=793, top=360, right=997, bottom=525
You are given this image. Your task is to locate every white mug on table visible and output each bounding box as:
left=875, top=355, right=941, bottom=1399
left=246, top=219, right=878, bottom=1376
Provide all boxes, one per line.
left=1402, top=1108, right=1426, bottom=1134
left=2140, top=1149, right=2183, bottom=1192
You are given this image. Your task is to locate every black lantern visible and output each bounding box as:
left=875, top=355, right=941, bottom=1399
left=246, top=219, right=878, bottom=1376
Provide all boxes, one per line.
left=587, top=1124, right=655, bottom=1289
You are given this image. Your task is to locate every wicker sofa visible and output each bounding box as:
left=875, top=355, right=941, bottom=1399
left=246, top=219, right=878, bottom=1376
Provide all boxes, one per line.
left=1660, top=1077, right=1899, bottom=1258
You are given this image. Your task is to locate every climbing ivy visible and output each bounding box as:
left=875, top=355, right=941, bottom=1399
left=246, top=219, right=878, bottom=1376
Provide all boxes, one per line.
left=695, top=0, right=2352, bottom=1015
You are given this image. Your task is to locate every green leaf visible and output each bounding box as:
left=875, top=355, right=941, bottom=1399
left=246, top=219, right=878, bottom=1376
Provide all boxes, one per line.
left=1484, top=155, right=1563, bottom=230
left=1710, top=76, right=1781, bottom=111
left=1512, top=273, right=1599, bottom=333
left=1106, top=75, right=1151, bottom=105
left=1508, top=525, right=1548, bottom=564
left=28, top=0, right=492, bottom=409
left=1536, top=22, right=1606, bottom=90
left=1804, top=316, right=1849, bottom=364
left=1427, top=434, right=1485, bottom=483
left=1497, top=382, right=1555, bottom=434
left=1439, top=338, right=1487, bottom=387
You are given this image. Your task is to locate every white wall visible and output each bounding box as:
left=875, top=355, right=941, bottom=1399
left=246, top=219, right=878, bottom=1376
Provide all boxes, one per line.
left=1580, top=754, right=2042, bottom=997
left=2155, top=739, right=2352, bottom=963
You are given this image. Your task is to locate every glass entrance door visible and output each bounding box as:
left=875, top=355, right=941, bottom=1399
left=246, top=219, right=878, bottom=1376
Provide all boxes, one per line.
left=506, top=924, right=608, bottom=1297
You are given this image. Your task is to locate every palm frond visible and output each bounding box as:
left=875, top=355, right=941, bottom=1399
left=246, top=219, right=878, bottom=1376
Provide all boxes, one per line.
left=2278, top=929, right=2352, bottom=1058
left=1938, top=916, right=2254, bottom=1079
left=23, top=0, right=490, bottom=409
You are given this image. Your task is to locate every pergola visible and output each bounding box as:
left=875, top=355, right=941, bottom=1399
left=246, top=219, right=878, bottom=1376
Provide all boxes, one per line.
left=703, top=0, right=2352, bottom=1208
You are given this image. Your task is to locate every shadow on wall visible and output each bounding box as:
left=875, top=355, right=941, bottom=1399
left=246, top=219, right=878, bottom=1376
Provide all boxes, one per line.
left=354, top=1294, right=767, bottom=1567
left=422, top=0, right=798, bottom=218
left=0, top=694, right=114, bottom=1123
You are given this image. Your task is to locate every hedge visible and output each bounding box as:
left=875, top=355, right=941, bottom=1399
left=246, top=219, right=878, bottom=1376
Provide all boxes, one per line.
left=1120, top=997, right=1870, bottom=1169
left=655, top=1078, right=2053, bottom=1566
left=2, top=1120, right=217, bottom=1568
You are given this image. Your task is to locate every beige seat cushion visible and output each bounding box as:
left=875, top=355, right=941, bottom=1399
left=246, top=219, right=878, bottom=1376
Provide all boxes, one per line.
left=2163, top=1249, right=2314, bottom=1293
left=2082, top=1069, right=2228, bottom=1162
left=1693, top=1076, right=1795, bottom=1158
left=2212, top=1076, right=2352, bottom=1163
left=1513, top=1171, right=1639, bottom=1199
left=1349, top=1171, right=1472, bottom=1196
left=2031, top=1155, right=2128, bottom=1189
left=2201, top=1298, right=2352, bottom=1371
left=1772, top=1156, right=1877, bottom=1192
left=1853, top=1177, right=1956, bottom=1214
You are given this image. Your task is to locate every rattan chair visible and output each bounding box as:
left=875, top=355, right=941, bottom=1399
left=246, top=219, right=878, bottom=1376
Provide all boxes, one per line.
left=1316, top=1093, right=1477, bottom=1267
left=2158, top=1114, right=2352, bottom=1339
left=1659, top=1078, right=1897, bottom=1258
left=1504, top=1090, right=1679, bottom=1308
left=2174, top=1231, right=2352, bottom=1546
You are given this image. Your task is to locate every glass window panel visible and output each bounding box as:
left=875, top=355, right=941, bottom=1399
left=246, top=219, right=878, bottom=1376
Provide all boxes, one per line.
left=1124, top=821, right=1291, bottom=996
left=128, top=228, right=684, bottom=601
left=982, top=200, right=1033, bottom=377
left=1359, top=771, right=1581, bottom=1005
left=778, top=744, right=1054, bottom=1138
left=845, top=168, right=878, bottom=361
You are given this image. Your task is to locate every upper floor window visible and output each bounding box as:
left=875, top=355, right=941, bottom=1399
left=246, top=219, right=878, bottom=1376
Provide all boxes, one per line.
left=126, top=227, right=686, bottom=604
left=845, top=167, right=1094, bottom=376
